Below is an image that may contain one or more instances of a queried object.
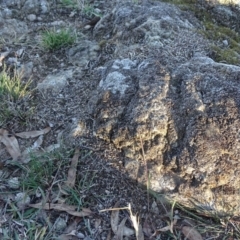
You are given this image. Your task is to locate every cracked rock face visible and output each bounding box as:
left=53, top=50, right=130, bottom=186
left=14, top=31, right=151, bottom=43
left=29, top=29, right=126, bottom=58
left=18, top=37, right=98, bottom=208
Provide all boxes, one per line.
left=89, top=58, right=170, bottom=164
left=88, top=1, right=240, bottom=215
left=169, top=56, right=240, bottom=214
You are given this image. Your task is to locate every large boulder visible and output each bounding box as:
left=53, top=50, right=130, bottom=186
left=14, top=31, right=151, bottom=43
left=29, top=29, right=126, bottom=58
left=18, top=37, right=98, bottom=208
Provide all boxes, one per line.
left=85, top=1, right=240, bottom=215
left=161, top=55, right=240, bottom=215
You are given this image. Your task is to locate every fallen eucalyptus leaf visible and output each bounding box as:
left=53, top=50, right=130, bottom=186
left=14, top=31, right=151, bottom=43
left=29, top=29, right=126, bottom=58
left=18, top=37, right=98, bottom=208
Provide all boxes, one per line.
left=182, top=226, right=203, bottom=240
left=111, top=202, right=120, bottom=234
left=0, top=129, right=21, bottom=160
left=15, top=127, right=51, bottom=138
left=116, top=217, right=127, bottom=240
left=29, top=202, right=93, bottom=217
left=65, top=148, right=80, bottom=188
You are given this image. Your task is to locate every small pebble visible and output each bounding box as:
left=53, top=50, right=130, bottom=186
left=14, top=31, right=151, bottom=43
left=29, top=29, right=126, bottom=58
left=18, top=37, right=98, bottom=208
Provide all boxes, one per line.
left=15, top=48, right=24, bottom=57
left=27, top=14, right=37, bottom=21
left=15, top=192, right=30, bottom=209
left=3, top=8, right=12, bottom=18
left=54, top=217, right=67, bottom=231
left=8, top=177, right=20, bottom=189
left=222, top=39, right=228, bottom=46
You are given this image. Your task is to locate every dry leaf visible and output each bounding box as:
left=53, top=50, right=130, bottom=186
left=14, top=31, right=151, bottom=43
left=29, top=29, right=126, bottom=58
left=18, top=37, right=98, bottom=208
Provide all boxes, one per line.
left=0, top=51, right=10, bottom=64
left=111, top=202, right=120, bottom=234
left=129, top=204, right=144, bottom=240
left=157, top=225, right=171, bottom=232
left=57, top=234, right=79, bottom=240
left=122, top=227, right=135, bottom=237
left=116, top=217, right=127, bottom=240
left=65, top=149, right=80, bottom=188
left=29, top=202, right=76, bottom=211
left=66, top=208, right=92, bottom=217
left=45, top=143, right=60, bottom=152
left=182, top=226, right=203, bottom=240
left=143, top=216, right=153, bottom=237
left=0, top=129, right=21, bottom=160
left=0, top=129, right=8, bottom=137
left=66, top=230, right=85, bottom=238
left=115, top=217, right=135, bottom=239
left=20, top=136, right=44, bottom=163
left=63, top=220, right=78, bottom=234
left=15, top=127, right=51, bottom=138
left=29, top=202, right=92, bottom=217
left=58, top=220, right=80, bottom=240
left=94, top=218, right=102, bottom=229
left=32, top=135, right=43, bottom=149
left=153, top=214, right=178, bottom=235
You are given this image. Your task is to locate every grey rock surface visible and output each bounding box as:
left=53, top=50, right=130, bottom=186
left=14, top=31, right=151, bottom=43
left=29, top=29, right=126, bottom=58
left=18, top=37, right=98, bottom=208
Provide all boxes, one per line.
left=68, top=40, right=100, bottom=68
left=160, top=55, right=240, bottom=213
left=22, top=0, right=50, bottom=14
left=88, top=1, right=240, bottom=215
left=37, top=69, right=73, bottom=94
left=0, top=18, right=28, bottom=40
left=1, top=0, right=23, bottom=8
left=27, top=14, right=37, bottom=21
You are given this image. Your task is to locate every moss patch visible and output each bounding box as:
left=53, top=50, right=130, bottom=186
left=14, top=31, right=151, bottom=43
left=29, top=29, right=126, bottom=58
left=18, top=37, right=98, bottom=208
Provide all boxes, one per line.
left=211, top=45, right=240, bottom=64
left=155, top=0, right=240, bottom=65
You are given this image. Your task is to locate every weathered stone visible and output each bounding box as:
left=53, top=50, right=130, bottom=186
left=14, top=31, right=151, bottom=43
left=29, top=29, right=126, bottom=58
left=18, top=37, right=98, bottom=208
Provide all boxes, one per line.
left=93, top=1, right=209, bottom=70
left=68, top=40, right=100, bottom=68
left=18, top=61, right=33, bottom=80
left=166, top=55, right=240, bottom=215
left=27, top=14, right=37, bottom=21
left=22, top=0, right=50, bottom=15
left=0, top=18, right=28, bottom=41
left=1, top=0, right=23, bottom=8
left=2, top=8, right=13, bottom=18
left=15, top=192, right=30, bottom=209
left=88, top=1, right=240, bottom=215
left=37, top=69, right=73, bottom=94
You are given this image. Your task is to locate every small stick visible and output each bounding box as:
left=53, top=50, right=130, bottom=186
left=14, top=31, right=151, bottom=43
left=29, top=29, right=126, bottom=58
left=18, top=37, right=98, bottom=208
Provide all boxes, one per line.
left=99, top=207, right=129, bottom=212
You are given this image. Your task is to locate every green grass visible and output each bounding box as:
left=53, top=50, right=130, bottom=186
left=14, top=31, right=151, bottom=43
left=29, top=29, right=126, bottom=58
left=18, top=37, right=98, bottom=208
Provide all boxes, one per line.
left=60, top=0, right=78, bottom=8
left=0, top=148, right=97, bottom=239
left=20, top=157, right=55, bottom=192
left=0, top=102, right=34, bottom=127
left=82, top=4, right=102, bottom=17
left=0, top=65, right=31, bottom=101
left=0, top=65, right=32, bottom=126
left=65, top=170, right=96, bottom=209
left=60, top=0, right=102, bottom=17
left=41, top=28, right=76, bottom=51
left=20, top=149, right=71, bottom=192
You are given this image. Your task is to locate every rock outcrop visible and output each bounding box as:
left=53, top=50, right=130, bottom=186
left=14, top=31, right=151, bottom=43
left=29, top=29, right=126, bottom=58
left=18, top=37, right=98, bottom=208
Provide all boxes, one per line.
left=88, top=1, right=240, bottom=215
left=1, top=0, right=240, bottom=216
